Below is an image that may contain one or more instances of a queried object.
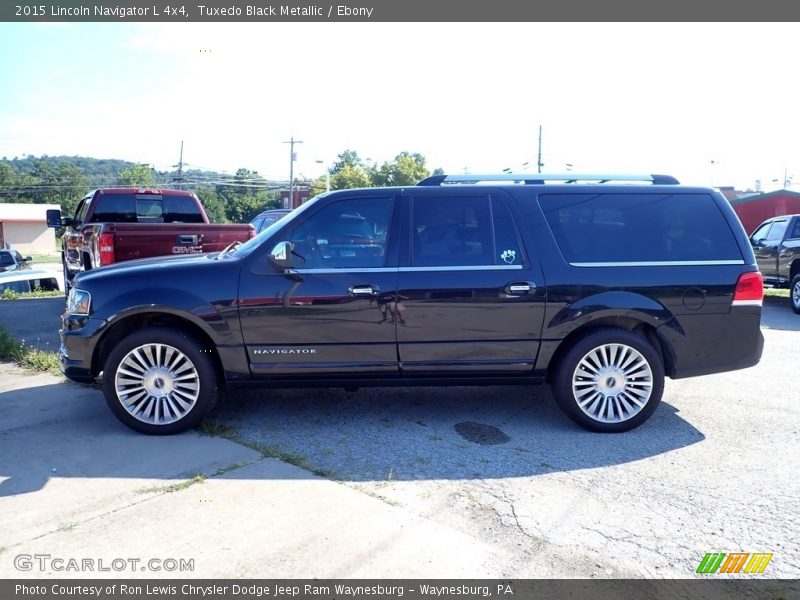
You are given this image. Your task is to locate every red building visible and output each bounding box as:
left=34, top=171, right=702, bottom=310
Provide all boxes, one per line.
left=280, top=188, right=311, bottom=209
left=729, top=190, right=800, bottom=235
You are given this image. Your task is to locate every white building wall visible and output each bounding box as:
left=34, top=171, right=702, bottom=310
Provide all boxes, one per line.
left=3, top=222, right=57, bottom=255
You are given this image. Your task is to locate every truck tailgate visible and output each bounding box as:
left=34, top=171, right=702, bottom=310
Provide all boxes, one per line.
left=111, top=223, right=253, bottom=262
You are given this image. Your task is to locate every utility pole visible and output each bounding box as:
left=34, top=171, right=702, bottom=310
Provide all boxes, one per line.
left=283, top=137, right=303, bottom=208
left=537, top=125, right=543, bottom=173
left=172, top=140, right=185, bottom=189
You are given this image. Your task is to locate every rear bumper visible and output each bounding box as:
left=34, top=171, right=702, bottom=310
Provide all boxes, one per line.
left=659, top=308, right=764, bottom=379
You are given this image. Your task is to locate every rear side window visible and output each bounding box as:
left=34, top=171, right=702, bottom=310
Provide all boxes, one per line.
left=411, top=195, right=523, bottom=267
left=540, top=193, right=743, bottom=264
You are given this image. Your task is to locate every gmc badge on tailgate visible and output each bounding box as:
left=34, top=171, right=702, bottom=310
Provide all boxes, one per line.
left=172, top=246, right=203, bottom=254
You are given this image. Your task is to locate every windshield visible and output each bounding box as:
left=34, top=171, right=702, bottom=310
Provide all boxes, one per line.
left=229, top=196, right=323, bottom=258
left=0, top=252, right=15, bottom=267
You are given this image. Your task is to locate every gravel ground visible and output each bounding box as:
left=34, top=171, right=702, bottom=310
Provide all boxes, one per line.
left=209, top=301, right=800, bottom=578
left=3, top=290, right=798, bottom=578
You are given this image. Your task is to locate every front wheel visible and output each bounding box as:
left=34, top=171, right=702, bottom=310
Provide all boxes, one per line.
left=102, top=327, right=220, bottom=435
left=790, top=274, right=800, bottom=315
left=552, top=328, right=664, bottom=433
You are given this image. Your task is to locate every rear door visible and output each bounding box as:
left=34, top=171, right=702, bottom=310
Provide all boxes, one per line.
left=396, top=188, right=545, bottom=374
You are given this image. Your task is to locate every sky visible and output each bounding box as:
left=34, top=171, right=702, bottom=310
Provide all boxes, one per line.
left=1, top=22, right=799, bottom=192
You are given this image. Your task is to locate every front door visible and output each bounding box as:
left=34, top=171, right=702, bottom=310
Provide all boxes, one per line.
left=238, top=194, right=400, bottom=378
left=751, top=219, right=787, bottom=280
left=396, top=189, right=546, bottom=374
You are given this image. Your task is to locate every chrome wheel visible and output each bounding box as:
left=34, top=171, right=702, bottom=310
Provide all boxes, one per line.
left=114, top=343, right=200, bottom=425
left=572, top=343, right=653, bottom=424
left=793, top=280, right=800, bottom=308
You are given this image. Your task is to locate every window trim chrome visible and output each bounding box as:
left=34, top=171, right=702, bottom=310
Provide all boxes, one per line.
left=293, top=265, right=525, bottom=274
left=400, top=265, right=524, bottom=272
left=569, top=260, right=745, bottom=267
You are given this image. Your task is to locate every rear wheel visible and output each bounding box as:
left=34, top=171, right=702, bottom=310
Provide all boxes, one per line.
left=790, top=274, right=800, bottom=314
left=102, top=327, right=220, bottom=435
left=552, top=328, right=664, bottom=433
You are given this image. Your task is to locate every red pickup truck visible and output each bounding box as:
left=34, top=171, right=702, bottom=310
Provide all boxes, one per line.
left=47, top=188, right=254, bottom=291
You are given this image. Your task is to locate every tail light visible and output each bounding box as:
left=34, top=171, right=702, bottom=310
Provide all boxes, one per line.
left=98, top=232, right=115, bottom=266
left=732, top=271, right=763, bottom=306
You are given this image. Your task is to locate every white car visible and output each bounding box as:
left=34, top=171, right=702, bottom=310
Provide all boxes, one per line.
left=0, top=268, right=60, bottom=294
left=0, top=249, right=33, bottom=273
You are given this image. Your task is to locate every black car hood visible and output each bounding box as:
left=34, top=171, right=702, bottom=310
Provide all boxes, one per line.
left=75, top=252, right=231, bottom=285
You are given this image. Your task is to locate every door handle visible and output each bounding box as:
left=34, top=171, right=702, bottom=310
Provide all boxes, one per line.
left=349, top=285, right=380, bottom=297
left=505, top=281, right=536, bottom=295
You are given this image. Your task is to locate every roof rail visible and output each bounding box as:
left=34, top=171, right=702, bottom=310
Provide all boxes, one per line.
left=417, top=173, right=680, bottom=186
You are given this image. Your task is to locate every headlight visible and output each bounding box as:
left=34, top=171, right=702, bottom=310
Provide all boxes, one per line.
left=67, top=288, right=92, bottom=315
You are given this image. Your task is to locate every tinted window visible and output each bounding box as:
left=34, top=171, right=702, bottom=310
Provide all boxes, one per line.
left=411, top=195, right=522, bottom=267
left=750, top=222, right=772, bottom=242
left=790, top=220, right=800, bottom=240
left=89, top=194, right=202, bottom=224
left=74, top=198, right=90, bottom=223
left=163, top=196, right=205, bottom=224
left=90, top=194, right=138, bottom=223
left=290, top=197, right=393, bottom=269
left=32, top=277, right=59, bottom=291
left=251, top=217, right=265, bottom=233
left=0, top=280, right=31, bottom=293
left=765, top=220, right=788, bottom=242
left=0, top=252, right=14, bottom=267
left=540, top=193, right=743, bottom=263
left=492, top=197, right=524, bottom=266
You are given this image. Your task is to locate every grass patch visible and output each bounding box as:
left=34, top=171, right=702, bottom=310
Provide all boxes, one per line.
left=138, top=474, right=207, bottom=495
left=26, top=252, right=61, bottom=264
left=198, top=419, right=335, bottom=479
left=0, top=326, right=60, bottom=375
left=57, top=522, right=78, bottom=532
left=197, top=419, right=237, bottom=437
left=0, top=546, right=6, bottom=554
left=764, top=288, right=790, bottom=298
left=1, top=288, right=64, bottom=300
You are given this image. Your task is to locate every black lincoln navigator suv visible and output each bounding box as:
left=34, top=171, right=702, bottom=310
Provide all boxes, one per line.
left=60, top=173, right=764, bottom=434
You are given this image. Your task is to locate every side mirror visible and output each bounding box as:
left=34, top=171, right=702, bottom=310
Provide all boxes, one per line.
left=46, top=209, right=64, bottom=228
left=23, top=256, right=33, bottom=263
left=269, top=241, right=294, bottom=270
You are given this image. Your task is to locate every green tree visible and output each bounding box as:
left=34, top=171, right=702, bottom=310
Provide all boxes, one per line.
left=117, top=164, right=156, bottom=187
left=48, top=162, right=89, bottom=216
left=195, top=188, right=227, bottom=223
left=330, top=150, right=366, bottom=175
left=374, top=152, right=430, bottom=187
left=330, top=163, right=373, bottom=190
left=0, top=161, right=14, bottom=188
left=215, top=168, right=278, bottom=223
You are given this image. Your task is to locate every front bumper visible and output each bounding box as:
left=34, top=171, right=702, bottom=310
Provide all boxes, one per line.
left=59, top=315, right=108, bottom=383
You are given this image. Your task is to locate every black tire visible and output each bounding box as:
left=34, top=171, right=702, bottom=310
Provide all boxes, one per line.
left=102, top=326, right=220, bottom=435
left=552, top=328, right=664, bottom=433
left=790, top=274, right=800, bottom=315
